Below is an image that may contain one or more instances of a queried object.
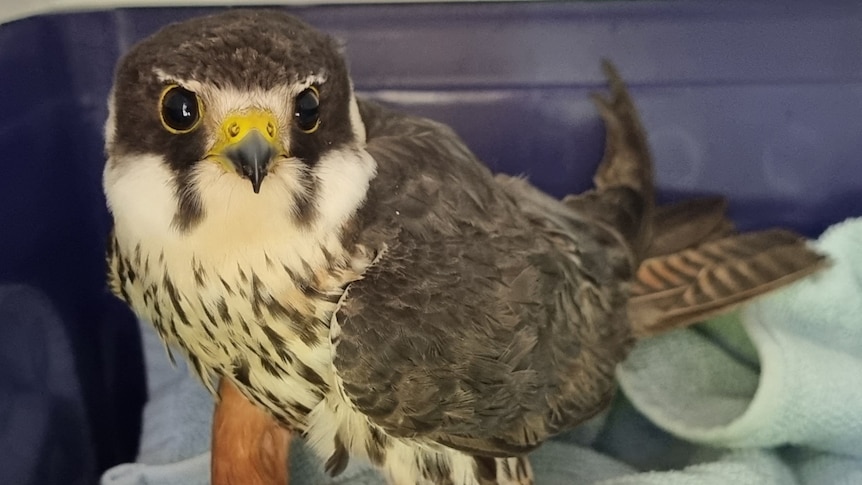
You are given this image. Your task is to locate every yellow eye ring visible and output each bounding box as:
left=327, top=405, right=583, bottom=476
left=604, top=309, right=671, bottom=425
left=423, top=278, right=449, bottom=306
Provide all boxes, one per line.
left=294, top=85, right=321, bottom=134
left=159, top=85, right=203, bottom=134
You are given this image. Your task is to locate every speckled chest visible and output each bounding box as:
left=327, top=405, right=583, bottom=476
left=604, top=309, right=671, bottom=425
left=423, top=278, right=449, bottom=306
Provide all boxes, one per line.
left=107, top=235, right=346, bottom=430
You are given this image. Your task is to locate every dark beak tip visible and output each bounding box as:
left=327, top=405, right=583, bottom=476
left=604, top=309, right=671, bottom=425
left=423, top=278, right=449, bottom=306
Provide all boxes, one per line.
left=225, top=130, right=274, bottom=194
left=251, top=178, right=263, bottom=194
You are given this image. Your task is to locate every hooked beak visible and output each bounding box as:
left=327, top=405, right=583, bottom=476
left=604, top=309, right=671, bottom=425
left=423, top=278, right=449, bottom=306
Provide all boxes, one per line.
left=210, top=110, right=285, bottom=194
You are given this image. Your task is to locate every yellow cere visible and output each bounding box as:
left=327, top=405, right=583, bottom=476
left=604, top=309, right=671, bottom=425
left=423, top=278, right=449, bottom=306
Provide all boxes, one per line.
left=207, top=109, right=287, bottom=165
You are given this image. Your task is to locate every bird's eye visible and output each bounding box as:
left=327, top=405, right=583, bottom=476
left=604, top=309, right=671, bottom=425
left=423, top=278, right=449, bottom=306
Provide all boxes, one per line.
left=294, top=86, right=320, bottom=134
left=159, top=86, right=202, bottom=134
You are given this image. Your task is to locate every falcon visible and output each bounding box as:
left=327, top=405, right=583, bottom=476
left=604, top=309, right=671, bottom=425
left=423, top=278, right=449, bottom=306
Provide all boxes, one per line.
left=103, top=10, right=825, bottom=485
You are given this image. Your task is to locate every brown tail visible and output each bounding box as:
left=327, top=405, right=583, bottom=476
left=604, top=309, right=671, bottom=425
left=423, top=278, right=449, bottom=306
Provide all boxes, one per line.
left=629, top=228, right=828, bottom=338
left=577, top=60, right=828, bottom=338
left=646, top=197, right=736, bottom=258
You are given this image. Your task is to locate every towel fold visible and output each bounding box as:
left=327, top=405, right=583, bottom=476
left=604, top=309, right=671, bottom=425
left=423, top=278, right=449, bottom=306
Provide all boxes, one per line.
left=618, top=217, right=862, bottom=456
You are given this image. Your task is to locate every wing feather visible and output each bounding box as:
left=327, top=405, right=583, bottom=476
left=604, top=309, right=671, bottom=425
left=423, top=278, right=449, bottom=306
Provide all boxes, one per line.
left=333, top=100, right=632, bottom=456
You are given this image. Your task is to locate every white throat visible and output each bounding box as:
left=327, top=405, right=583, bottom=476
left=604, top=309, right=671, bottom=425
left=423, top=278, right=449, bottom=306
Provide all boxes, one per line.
left=104, top=146, right=375, bottom=267
left=103, top=90, right=375, bottom=265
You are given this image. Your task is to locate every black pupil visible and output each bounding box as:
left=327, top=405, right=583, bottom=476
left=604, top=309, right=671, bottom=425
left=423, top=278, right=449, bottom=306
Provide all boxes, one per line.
left=295, top=89, right=320, bottom=131
left=162, top=87, right=199, bottom=131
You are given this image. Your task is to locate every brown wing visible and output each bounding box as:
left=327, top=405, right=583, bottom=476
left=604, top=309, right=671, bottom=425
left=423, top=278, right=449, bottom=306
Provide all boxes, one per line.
left=333, top=100, right=633, bottom=456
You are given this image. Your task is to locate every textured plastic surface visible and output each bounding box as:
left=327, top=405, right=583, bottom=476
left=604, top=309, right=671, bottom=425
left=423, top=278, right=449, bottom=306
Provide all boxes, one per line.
left=0, top=2, right=860, bottom=483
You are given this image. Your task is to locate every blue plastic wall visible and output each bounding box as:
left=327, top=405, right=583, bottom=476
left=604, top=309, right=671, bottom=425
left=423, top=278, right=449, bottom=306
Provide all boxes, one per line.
left=0, top=2, right=860, bottom=483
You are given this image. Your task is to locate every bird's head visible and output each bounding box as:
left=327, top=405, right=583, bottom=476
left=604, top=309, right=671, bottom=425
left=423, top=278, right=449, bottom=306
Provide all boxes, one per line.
left=103, top=10, right=374, bottom=247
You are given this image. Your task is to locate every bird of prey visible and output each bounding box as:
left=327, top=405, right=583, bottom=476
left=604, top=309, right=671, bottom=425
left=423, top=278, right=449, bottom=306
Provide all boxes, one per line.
left=103, top=10, right=826, bottom=485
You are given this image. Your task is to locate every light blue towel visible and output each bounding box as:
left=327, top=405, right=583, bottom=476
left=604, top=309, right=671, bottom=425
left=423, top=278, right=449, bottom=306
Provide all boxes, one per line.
left=101, top=217, right=862, bottom=484
left=614, top=216, right=862, bottom=483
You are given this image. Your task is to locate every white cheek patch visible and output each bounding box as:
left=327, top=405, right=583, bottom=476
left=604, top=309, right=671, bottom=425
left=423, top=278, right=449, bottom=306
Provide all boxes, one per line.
left=103, top=153, right=180, bottom=245
left=312, top=147, right=377, bottom=233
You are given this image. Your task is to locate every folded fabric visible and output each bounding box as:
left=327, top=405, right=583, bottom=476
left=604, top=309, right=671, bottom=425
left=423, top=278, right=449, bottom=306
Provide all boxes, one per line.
left=101, top=217, right=862, bottom=485
left=618, top=217, right=862, bottom=455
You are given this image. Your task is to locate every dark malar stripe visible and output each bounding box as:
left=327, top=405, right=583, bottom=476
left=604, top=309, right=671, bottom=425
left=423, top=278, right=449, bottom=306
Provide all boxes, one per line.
left=291, top=183, right=317, bottom=227
left=170, top=173, right=204, bottom=232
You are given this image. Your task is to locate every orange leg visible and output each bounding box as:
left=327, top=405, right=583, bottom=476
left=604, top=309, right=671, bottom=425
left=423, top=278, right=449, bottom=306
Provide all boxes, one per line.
left=212, top=379, right=292, bottom=485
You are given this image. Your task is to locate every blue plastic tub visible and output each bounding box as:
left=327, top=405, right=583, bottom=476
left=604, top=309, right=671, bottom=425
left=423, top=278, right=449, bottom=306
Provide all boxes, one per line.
left=0, top=2, right=859, bottom=483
